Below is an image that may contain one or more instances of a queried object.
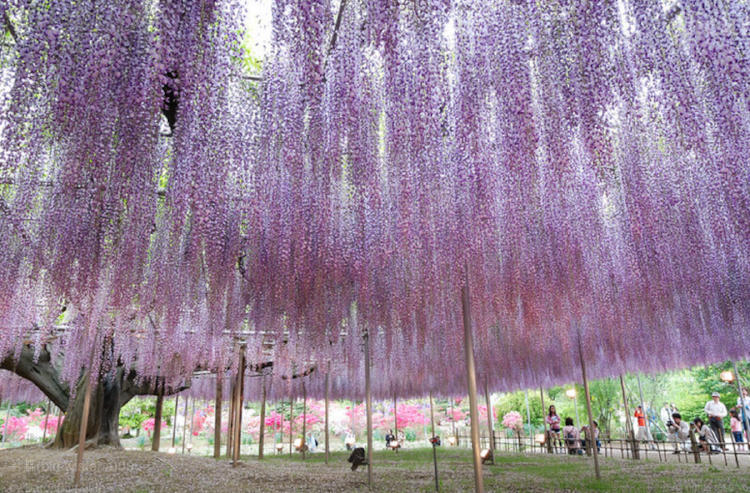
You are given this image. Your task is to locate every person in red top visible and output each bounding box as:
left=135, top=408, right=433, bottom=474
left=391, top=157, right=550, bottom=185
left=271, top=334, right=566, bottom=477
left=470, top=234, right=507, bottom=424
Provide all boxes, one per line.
left=634, top=405, right=650, bottom=443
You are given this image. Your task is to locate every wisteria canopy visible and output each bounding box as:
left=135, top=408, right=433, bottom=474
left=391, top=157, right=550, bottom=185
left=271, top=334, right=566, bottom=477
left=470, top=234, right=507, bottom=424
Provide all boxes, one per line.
left=0, top=0, right=748, bottom=402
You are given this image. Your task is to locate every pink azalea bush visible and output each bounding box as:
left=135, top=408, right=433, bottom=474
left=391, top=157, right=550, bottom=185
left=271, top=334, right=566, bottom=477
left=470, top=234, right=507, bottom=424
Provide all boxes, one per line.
left=502, top=411, right=523, bottom=431
left=0, top=416, right=29, bottom=441
left=141, top=417, right=166, bottom=437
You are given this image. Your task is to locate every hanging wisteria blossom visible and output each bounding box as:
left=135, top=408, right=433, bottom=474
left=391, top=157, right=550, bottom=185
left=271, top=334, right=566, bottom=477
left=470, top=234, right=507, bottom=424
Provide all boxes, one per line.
left=0, top=0, right=747, bottom=410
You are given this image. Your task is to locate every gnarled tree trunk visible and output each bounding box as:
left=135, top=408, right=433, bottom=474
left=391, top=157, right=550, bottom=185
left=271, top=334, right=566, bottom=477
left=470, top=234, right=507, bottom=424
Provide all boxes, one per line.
left=53, top=370, right=124, bottom=448
left=2, top=344, right=184, bottom=450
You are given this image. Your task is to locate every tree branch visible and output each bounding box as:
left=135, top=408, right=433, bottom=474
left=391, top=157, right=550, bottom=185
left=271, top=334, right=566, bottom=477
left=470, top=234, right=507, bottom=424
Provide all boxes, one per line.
left=2, top=10, right=18, bottom=44
left=119, top=370, right=190, bottom=407
left=328, top=0, right=349, bottom=56
left=1, top=344, right=69, bottom=410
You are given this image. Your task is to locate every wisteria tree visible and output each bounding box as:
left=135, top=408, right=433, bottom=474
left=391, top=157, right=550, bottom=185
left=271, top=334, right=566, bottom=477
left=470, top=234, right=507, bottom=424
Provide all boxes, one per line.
left=0, top=0, right=748, bottom=452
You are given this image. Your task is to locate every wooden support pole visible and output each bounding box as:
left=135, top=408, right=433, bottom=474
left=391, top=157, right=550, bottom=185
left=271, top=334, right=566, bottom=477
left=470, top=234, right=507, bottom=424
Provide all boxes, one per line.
left=226, top=382, right=234, bottom=458
left=239, top=359, right=246, bottom=459
left=429, top=391, right=440, bottom=492
left=325, top=368, right=330, bottom=464
left=152, top=382, right=164, bottom=452
left=188, top=396, right=196, bottom=452
left=73, top=341, right=99, bottom=487
left=578, top=338, right=600, bottom=479
left=525, top=390, right=532, bottom=450
left=289, top=393, right=294, bottom=457
left=73, top=371, right=94, bottom=487
left=233, top=348, right=246, bottom=466
left=540, top=386, right=551, bottom=453
left=394, top=394, right=398, bottom=439
left=302, top=380, right=307, bottom=460
left=258, top=375, right=266, bottom=459
left=53, top=405, right=62, bottom=443
left=1, top=400, right=11, bottom=445
left=214, top=376, right=222, bottom=458
left=172, top=395, right=179, bottom=450
left=483, top=379, right=494, bottom=459
left=619, top=375, right=638, bottom=459
left=451, top=398, right=457, bottom=444
left=461, top=281, right=484, bottom=493
left=635, top=374, right=651, bottom=442
left=231, top=374, right=240, bottom=462
left=42, top=399, right=51, bottom=444
left=364, top=329, right=374, bottom=489
left=181, top=395, right=189, bottom=454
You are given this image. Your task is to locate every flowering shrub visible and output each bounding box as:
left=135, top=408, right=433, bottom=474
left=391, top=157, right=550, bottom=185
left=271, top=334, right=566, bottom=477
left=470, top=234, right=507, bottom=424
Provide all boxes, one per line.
left=502, top=411, right=523, bottom=431
left=141, top=418, right=166, bottom=437
left=0, top=416, right=29, bottom=441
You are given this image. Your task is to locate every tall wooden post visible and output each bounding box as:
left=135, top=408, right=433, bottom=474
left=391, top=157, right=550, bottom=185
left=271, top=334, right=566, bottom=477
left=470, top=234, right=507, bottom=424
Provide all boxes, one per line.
left=2, top=400, right=11, bottom=444
left=233, top=348, right=245, bottom=466
left=188, top=396, right=196, bottom=452
left=231, top=372, right=240, bottom=462
left=483, top=379, right=494, bottom=458
left=450, top=398, right=457, bottom=444
left=619, top=375, right=638, bottom=459
left=258, top=375, right=266, bottom=459
left=181, top=395, right=189, bottom=454
left=226, top=382, right=234, bottom=457
left=578, top=338, right=600, bottom=479
left=540, top=386, right=552, bottom=453
left=325, top=368, right=330, bottom=464
left=394, top=394, right=398, bottom=439
left=635, top=374, right=651, bottom=441
left=289, top=394, right=294, bottom=457
left=214, top=376, right=222, bottom=458
left=171, top=394, right=179, bottom=450
left=364, top=329, right=374, bottom=489
left=429, top=391, right=440, bottom=492
left=42, top=399, right=51, bottom=444
left=53, top=405, right=62, bottom=443
left=153, top=382, right=164, bottom=452
left=461, top=281, right=484, bottom=493
left=302, top=380, right=308, bottom=460
left=525, top=390, right=533, bottom=449
left=73, top=370, right=94, bottom=487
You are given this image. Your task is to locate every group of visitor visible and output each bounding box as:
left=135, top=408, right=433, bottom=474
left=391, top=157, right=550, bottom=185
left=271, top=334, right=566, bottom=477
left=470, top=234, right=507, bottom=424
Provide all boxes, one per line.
left=384, top=429, right=405, bottom=450
left=543, top=388, right=750, bottom=456
left=662, top=390, right=750, bottom=454
left=545, top=406, right=599, bottom=455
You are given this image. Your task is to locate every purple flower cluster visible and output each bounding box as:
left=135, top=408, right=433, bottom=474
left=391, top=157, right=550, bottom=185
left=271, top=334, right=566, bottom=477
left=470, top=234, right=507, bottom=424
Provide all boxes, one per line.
left=0, top=0, right=748, bottom=400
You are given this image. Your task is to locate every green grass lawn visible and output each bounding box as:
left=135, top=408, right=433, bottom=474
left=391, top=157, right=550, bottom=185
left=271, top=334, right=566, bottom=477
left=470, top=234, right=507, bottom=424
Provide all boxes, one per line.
left=245, top=447, right=750, bottom=492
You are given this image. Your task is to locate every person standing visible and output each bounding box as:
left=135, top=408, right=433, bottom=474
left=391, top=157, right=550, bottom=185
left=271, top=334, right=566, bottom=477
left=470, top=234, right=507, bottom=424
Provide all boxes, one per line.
left=730, top=409, right=744, bottom=451
left=546, top=405, right=562, bottom=453
left=660, top=403, right=672, bottom=429
left=736, top=388, right=750, bottom=440
left=634, top=405, right=649, bottom=442
left=704, top=392, right=728, bottom=450
left=385, top=429, right=395, bottom=449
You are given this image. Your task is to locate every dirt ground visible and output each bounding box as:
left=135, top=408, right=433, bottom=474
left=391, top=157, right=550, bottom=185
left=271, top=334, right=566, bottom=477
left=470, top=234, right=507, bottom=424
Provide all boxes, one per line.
left=2, top=445, right=750, bottom=492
